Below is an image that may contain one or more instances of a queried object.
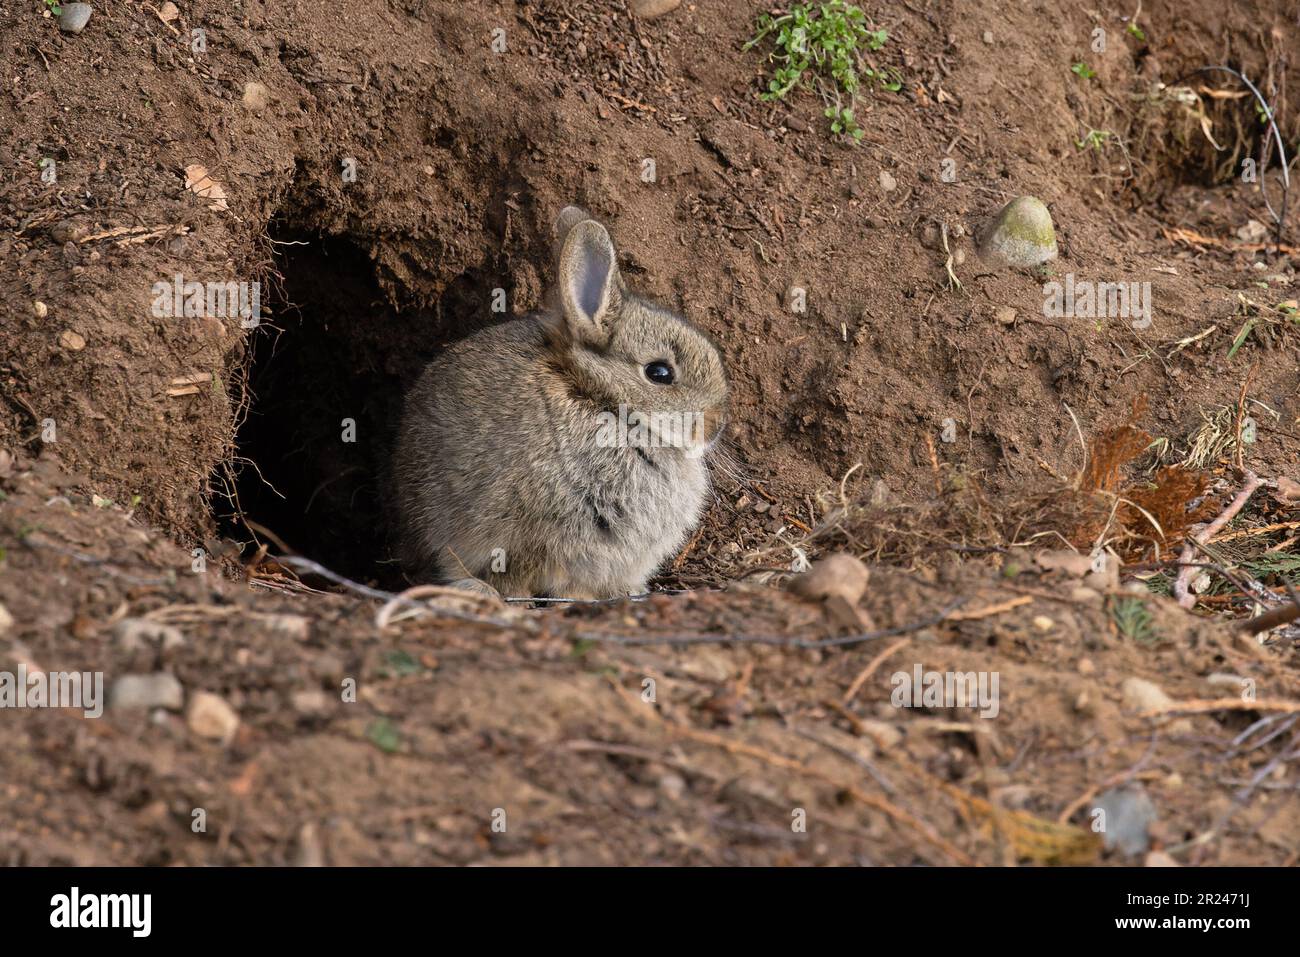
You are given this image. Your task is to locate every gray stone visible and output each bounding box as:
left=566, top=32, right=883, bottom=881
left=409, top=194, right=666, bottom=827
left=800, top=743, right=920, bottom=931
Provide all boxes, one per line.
left=110, top=673, right=184, bottom=711
left=58, top=3, right=93, bottom=34
left=1093, top=786, right=1158, bottom=856
left=978, top=195, right=1058, bottom=268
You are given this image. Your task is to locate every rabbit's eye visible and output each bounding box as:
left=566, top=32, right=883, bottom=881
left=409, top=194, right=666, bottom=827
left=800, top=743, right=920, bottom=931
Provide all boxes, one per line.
left=644, top=361, right=675, bottom=385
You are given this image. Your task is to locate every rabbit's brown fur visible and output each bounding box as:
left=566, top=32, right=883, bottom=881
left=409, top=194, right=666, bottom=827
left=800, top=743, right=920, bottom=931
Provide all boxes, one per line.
left=392, top=208, right=728, bottom=598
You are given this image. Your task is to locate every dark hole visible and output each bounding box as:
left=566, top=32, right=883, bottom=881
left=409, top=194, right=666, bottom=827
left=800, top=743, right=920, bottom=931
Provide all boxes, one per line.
left=210, top=220, right=500, bottom=588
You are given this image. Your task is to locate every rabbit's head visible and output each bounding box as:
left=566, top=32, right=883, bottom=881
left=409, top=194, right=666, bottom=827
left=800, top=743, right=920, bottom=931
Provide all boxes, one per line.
left=545, top=207, right=728, bottom=456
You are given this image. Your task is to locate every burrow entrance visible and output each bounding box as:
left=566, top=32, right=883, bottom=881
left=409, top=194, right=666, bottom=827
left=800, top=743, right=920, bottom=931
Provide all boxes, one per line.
left=1121, top=59, right=1292, bottom=204
left=210, top=218, right=507, bottom=588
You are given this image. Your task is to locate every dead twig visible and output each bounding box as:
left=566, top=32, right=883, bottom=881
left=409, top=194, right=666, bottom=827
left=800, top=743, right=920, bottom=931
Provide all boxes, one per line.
left=1138, top=698, right=1300, bottom=719
left=946, top=595, right=1033, bottom=621
left=1234, top=364, right=1255, bottom=472
left=842, top=637, right=911, bottom=704
left=1172, top=471, right=1265, bottom=608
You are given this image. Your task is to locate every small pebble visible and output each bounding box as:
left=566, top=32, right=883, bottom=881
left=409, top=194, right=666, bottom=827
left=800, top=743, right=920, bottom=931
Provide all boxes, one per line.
left=879, top=170, right=897, bottom=192
left=59, top=330, right=86, bottom=351
left=291, top=689, right=331, bottom=715
left=787, top=553, right=870, bottom=605
left=186, top=691, right=240, bottom=743
left=259, top=613, right=309, bottom=640
left=1094, top=786, right=1157, bottom=855
left=242, top=81, right=271, bottom=112
left=33, top=301, right=48, bottom=319
left=1121, top=676, right=1172, bottom=713
left=1070, top=585, right=1102, bottom=604
left=110, top=673, right=184, bottom=711
left=1122, top=676, right=1191, bottom=732
left=49, top=220, right=86, bottom=244
left=629, top=0, right=681, bottom=18
left=658, top=772, right=686, bottom=801
left=1236, top=219, right=1268, bottom=243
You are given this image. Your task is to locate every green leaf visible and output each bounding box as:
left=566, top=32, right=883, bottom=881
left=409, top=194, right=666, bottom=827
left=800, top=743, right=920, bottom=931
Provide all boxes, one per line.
left=366, top=719, right=402, bottom=753
left=381, top=649, right=422, bottom=677
left=1228, top=318, right=1256, bottom=358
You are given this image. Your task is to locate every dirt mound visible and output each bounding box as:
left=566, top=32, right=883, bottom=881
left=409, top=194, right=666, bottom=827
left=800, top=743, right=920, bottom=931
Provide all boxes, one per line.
left=1, top=0, right=1298, bottom=865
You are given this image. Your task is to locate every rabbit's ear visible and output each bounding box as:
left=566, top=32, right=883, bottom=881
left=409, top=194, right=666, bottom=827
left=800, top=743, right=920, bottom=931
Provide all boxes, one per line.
left=558, top=219, right=621, bottom=342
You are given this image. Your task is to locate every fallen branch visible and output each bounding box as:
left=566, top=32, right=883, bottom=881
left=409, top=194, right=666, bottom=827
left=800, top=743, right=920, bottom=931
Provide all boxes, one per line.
left=1172, top=471, right=1265, bottom=609
left=1237, top=602, right=1300, bottom=636
left=1138, top=698, right=1300, bottom=719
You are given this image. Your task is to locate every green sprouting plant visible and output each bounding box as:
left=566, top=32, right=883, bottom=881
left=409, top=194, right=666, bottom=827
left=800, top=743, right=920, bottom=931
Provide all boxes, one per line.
left=1110, top=596, right=1156, bottom=644
left=1228, top=316, right=1256, bottom=358
left=1241, top=550, right=1300, bottom=582
left=826, top=106, right=860, bottom=138
left=1141, top=572, right=1173, bottom=597
left=1075, top=128, right=1111, bottom=150
left=743, top=1, right=899, bottom=141
left=1071, top=62, right=1097, bottom=80
left=379, top=649, right=422, bottom=678
left=1126, top=22, right=1146, bottom=42
left=366, top=719, right=402, bottom=753
left=43, top=0, right=62, bottom=15
left=1224, top=294, right=1299, bottom=357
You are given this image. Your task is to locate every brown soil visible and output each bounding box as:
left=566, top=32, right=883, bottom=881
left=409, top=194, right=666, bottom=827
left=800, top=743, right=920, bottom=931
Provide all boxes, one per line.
left=1, top=0, right=1298, bottom=865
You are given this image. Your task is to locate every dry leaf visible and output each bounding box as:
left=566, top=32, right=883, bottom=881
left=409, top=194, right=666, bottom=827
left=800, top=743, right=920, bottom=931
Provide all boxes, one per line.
left=184, top=164, right=229, bottom=211
left=1275, top=476, right=1300, bottom=505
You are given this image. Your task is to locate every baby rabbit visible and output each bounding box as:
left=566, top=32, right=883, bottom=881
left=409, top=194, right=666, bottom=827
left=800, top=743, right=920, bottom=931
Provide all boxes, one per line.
left=392, top=207, right=728, bottom=599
